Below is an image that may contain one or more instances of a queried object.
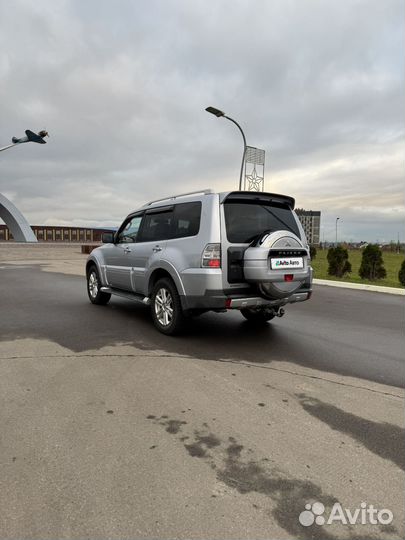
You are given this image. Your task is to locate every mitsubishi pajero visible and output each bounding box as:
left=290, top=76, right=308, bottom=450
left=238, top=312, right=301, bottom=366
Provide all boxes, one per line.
left=86, top=189, right=312, bottom=334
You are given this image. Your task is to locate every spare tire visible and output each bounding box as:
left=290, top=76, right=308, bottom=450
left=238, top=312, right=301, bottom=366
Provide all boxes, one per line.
left=243, top=230, right=309, bottom=299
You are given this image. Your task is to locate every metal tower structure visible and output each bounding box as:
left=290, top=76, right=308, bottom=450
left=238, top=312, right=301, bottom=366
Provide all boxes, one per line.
left=244, top=146, right=265, bottom=191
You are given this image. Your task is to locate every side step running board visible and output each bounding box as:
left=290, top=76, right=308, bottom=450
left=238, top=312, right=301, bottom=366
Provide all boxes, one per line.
left=100, top=286, right=151, bottom=306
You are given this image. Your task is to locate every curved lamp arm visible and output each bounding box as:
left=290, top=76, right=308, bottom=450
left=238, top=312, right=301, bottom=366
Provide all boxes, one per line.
left=205, top=107, right=247, bottom=191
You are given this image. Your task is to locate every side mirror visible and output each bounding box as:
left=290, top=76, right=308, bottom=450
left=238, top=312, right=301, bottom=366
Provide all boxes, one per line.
left=102, top=232, right=115, bottom=244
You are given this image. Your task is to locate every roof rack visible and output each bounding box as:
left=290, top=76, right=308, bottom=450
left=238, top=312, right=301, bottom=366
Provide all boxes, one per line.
left=145, top=189, right=214, bottom=207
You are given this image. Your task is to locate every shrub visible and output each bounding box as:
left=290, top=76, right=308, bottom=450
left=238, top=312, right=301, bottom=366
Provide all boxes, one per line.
left=359, top=244, right=386, bottom=280
left=327, top=246, right=352, bottom=277
left=309, top=245, right=317, bottom=260
left=398, top=259, right=405, bottom=286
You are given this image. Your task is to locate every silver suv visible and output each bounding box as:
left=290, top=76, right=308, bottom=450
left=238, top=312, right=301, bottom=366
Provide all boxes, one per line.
left=86, top=189, right=312, bottom=334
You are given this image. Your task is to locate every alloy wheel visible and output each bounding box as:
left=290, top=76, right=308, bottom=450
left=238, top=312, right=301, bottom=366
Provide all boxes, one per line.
left=88, top=271, right=98, bottom=299
left=154, top=287, right=174, bottom=327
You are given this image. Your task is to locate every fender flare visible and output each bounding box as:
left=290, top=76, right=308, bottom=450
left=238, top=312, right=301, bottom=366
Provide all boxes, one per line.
left=146, top=259, right=186, bottom=296
left=86, top=254, right=108, bottom=286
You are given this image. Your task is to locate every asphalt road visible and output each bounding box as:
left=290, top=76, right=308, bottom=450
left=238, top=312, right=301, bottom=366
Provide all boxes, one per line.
left=1, top=265, right=404, bottom=388
left=0, top=264, right=404, bottom=540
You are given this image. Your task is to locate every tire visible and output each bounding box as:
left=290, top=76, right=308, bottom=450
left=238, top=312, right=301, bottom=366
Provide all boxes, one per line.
left=87, top=266, right=111, bottom=305
left=240, top=307, right=275, bottom=323
left=150, top=278, right=186, bottom=335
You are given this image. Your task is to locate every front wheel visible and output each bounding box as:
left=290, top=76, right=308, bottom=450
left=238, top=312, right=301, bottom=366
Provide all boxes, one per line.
left=150, top=278, right=186, bottom=335
left=87, top=266, right=111, bottom=305
left=240, top=307, right=275, bottom=323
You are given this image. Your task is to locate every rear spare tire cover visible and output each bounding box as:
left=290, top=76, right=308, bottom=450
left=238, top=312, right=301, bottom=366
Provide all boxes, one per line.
left=247, top=230, right=306, bottom=299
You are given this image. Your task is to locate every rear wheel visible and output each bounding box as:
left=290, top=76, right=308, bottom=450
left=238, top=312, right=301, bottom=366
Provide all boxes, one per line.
left=240, top=307, right=275, bottom=323
left=151, top=278, right=186, bottom=335
left=87, top=266, right=111, bottom=305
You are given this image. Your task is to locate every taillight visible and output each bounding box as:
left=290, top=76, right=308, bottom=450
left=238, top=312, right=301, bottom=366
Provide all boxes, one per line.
left=202, top=243, right=221, bottom=268
left=284, top=274, right=294, bottom=282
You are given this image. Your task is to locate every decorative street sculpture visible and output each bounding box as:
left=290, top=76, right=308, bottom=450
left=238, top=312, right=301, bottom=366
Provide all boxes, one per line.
left=0, top=129, right=49, bottom=242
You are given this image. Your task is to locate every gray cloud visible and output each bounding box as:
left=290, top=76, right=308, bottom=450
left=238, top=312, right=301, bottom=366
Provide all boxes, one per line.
left=0, top=0, right=403, bottom=241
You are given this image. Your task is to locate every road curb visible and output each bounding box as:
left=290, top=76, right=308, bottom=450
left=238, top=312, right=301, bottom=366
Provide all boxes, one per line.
left=313, top=278, right=405, bottom=296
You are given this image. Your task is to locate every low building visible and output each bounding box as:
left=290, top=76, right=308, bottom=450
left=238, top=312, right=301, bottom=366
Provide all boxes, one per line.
left=295, top=209, right=321, bottom=246
left=0, top=224, right=114, bottom=243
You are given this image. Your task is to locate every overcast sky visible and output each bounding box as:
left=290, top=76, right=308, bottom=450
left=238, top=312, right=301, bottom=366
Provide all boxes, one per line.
left=0, top=0, right=403, bottom=242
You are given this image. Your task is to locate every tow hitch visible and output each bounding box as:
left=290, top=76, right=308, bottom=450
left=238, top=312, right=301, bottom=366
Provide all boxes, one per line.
left=276, top=308, right=285, bottom=317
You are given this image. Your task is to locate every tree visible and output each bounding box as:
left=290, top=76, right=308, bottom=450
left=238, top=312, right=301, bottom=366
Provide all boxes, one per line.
left=327, top=246, right=352, bottom=277
left=309, top=245, right=317, bottom=260
left=359, top=244, right=386, bottom=280
left=398, top=259, right=405, bottom=287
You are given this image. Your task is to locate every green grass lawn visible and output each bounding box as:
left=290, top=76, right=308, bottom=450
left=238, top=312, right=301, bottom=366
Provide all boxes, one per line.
left=311, top=249, right=405, bottom=289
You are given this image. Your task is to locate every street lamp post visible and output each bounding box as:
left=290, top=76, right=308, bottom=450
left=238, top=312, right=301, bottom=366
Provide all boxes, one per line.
left=205, top=107, right=247, bottom=191
left=335, top=217, right=340, bottom=246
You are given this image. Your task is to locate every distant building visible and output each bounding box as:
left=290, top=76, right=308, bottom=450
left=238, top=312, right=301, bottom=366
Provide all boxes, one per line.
left=295, top=209, right=321, bottom=246
left=0, top=224, right=114, bottom=243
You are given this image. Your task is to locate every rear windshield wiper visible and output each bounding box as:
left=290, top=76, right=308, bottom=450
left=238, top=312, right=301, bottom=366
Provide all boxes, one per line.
left=260, top=205, right=297, bottom=236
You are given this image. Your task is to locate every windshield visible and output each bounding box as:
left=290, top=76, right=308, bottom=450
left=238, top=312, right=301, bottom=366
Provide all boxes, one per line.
left=224, top=201, right=300, bottom=243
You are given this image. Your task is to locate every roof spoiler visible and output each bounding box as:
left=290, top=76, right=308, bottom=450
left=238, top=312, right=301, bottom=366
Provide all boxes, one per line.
left=221, top=191, right=295, bottom=209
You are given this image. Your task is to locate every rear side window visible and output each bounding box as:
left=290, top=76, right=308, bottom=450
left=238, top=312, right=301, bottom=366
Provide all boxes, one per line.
left=138, top=208, right=173, bottom=242
left=171, top=202, right=201, bottom=239
left=224, top=201, right=300, bottom=243
left=137, top=202, right=201, bottom=242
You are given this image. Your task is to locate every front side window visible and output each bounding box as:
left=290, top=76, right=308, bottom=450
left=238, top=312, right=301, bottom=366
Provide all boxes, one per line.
left=117, top=215, right=143, bottom=243
left=224, top=201, right=300, bottom=243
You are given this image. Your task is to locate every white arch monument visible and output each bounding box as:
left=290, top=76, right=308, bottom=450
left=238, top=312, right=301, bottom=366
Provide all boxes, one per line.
left=0, top=193, right=37, bottom=242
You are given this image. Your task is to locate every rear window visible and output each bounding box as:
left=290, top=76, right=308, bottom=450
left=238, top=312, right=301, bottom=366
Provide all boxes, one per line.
left=224, top=201, right=300, bottom=243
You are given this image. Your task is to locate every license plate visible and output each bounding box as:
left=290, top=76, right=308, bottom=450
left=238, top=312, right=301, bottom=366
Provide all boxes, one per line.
left=271, top=257, right=304, bottom=270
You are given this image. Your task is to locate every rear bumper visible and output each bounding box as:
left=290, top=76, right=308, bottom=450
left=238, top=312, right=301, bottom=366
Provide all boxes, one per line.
left=227, top=290, right=311, bottom=308
left=179, top=266, right=312, bottom=311
left=181, top=288, right=312, bottom=311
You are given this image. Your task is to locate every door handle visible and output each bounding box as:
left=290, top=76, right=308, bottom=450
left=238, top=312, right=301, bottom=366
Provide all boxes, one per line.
left=153, top=245, right=162, bottom=253
left=124, top=247, right=131, bottom=254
